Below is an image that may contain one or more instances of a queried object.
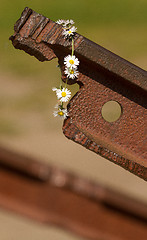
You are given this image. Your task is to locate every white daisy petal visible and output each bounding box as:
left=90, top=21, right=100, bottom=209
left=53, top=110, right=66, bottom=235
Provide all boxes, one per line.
left=52, top=87, right=61, bottom=96
left=63, top=19, right=75, bottom=28
left=57, top=87, right=71, bottom=102
left=64, top=55, right=79, bottom=69
left=56, top=19, right=66, bottom=25
left=64, top=67, right=79, bottom=79
left=69, top=19, right=74, bottom=25
left=53, top=105, right=68, bottom=119
left=52, top=87, right=58, bottom=91
left=52, top=87, right=61, bottom=101
left=62, top=26, right=77, bottom=38
left=53, top=88, right=71, bottom=102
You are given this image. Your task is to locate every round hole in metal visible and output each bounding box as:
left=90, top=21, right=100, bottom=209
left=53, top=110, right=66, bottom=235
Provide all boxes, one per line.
left=101, top=101, right=122, bottom=122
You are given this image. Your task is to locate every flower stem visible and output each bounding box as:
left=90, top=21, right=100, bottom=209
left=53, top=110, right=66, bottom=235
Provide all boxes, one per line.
left=60, top=78, right=62, bottom=90
left=71, top=37, right=74, bottom=56
left=65, top=78, right=68, bottom=88
left=61, top=101, right=63, bottom=109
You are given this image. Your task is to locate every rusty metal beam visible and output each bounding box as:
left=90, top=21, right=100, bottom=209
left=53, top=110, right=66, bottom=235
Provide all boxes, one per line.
left=0, top=146, right=147, bottom=240
left=9, top=7, right=147, bottom=180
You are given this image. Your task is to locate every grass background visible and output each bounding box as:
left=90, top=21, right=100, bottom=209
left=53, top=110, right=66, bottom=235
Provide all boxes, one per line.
left=0, top=1, right=147, bottom=239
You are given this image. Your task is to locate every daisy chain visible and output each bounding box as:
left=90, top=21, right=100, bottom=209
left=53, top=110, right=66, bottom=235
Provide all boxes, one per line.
left=52, top=18, right=79, bottom=120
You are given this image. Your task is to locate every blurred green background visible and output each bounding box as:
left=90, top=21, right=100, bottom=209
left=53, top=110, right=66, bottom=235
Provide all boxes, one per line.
left=0, top=1, right=147, bottom=239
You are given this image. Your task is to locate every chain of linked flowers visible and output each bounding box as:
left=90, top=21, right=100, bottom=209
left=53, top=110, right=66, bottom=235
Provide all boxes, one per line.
left=52, top=19, right=79, bottom=119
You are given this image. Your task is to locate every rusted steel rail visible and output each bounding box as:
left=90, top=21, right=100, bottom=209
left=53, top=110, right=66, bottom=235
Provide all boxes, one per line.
left=0, top=146, right=147, bottom=240
left=9, top=7, right=147, bottom=180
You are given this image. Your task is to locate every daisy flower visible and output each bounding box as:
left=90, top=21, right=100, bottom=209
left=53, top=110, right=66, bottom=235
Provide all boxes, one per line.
left=53, top=105, right=68, bottom=119
left=62, top=26, right=77, bottom=38
left=64, top=67, right=79, bottom=79
left=57, top=87, right=71, bottom=102
left=53, top=87, right=71, bottom=102
left=63, top=19, right=75, bottom=28
left=56, top=19, right=66, bottom=25
left=64, top=55, right=79, bottom=69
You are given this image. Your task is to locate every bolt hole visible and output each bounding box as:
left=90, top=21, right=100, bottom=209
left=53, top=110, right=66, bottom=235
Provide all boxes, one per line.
left=101, top=101, right=122, bottom=122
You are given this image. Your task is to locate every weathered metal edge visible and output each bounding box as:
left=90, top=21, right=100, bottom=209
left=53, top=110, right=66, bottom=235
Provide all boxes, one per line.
left=10, top=7, right=147, bottom=92
left=14, top=7, right=33, bottom=33
left=76, top=37, right=147, bottom=92
left=63, top=118, right=147, bottom=181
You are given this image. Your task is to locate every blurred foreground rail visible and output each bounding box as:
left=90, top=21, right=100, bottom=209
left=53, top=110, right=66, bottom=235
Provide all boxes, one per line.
left=0, top=146, right=147, bottom=240
left=10, top=7, right=147, bottom=180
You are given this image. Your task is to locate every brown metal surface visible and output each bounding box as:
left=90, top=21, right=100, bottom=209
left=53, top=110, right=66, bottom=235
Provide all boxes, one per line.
left=0, top=146, right=147, bottom=240
left=9, top=7, right=147, bottom=180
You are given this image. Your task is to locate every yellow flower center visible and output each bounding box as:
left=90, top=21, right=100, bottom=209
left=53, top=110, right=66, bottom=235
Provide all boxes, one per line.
left=61, top=91, right=67, bottom=97
left=69, top=59, right=74, bottom=65
left=68, top=30, right=72, bottom=34
left=70, top=69, right=74, bottom=74
left=58, top=111, right=64, bottom=116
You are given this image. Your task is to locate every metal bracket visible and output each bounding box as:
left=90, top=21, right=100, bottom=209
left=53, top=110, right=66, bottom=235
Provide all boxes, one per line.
left=10, top=7, right=147, bottom=180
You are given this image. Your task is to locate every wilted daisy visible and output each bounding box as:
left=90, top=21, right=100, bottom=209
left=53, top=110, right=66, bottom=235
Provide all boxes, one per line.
left=64, top=55, right=79, bottom=69
left=62, top=26, right=77, bottom=38
left=53, top=105, right=68, bottom=119
left=64, top=67, right=79, bottom=79
left=56, top=19, right=66, bottom=25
